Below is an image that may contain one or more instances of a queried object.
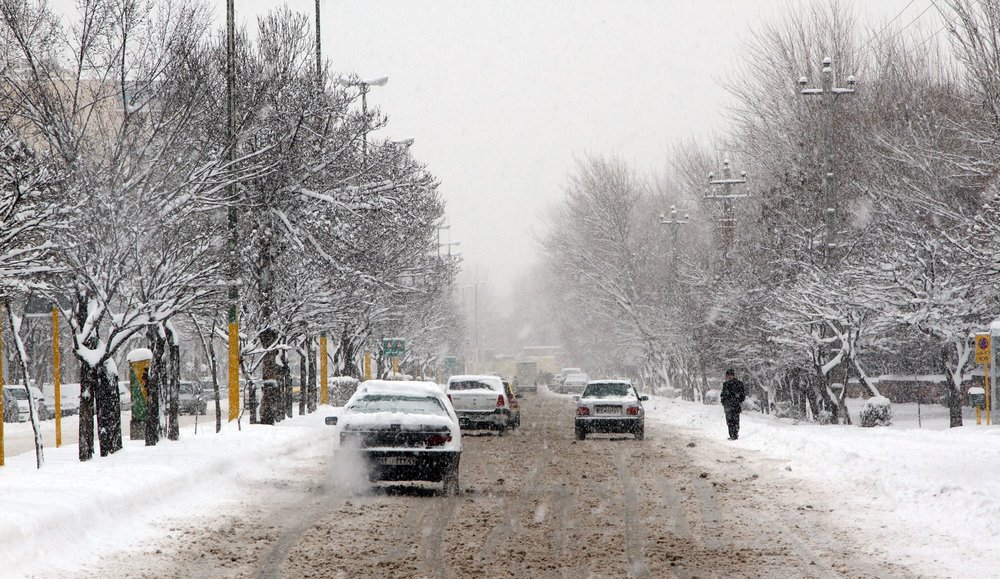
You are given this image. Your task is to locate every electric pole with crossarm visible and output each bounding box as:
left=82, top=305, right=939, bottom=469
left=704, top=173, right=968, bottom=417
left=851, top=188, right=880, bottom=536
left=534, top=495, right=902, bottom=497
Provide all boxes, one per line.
left=798, top=56, right=856, bottom=267
left=704, top=159, right=750, bottom=259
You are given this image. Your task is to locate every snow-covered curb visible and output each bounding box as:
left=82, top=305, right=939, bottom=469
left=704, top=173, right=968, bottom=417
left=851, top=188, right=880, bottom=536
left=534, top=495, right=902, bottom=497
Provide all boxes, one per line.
left=0, top=409, right=339, bottom=577
left=643, top=396, right=1000, bottom=576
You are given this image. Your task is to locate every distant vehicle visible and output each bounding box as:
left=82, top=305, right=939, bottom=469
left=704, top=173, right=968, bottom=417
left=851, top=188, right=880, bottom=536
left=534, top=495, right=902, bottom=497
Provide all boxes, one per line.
left=574, top=380, right=648, bottom=440
left=552, top=367, right=582, bottom=393
left=328, top=380, right=461, bottom=494
left=42, top=382, right=80, bottom=417
left=3, top=385, right=50, bottom=422
left=562, top=373, right=590, bottom=395
left=515, top=361, right=538, bottom=394
left=178, top=381, right=207, bottom=415
left=446, top=374, right=515, bottom=435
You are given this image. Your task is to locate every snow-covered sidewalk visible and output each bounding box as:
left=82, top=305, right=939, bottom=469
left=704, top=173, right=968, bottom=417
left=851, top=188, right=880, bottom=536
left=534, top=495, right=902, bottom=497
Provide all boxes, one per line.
left=644, top=396, right=1000, bottom=577
left=0, top=408, right=338, bottom=578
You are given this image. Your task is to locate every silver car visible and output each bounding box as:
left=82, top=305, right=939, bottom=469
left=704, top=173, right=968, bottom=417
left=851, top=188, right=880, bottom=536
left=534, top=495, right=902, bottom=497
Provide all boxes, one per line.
left=574, top=380, right=648, bottom=440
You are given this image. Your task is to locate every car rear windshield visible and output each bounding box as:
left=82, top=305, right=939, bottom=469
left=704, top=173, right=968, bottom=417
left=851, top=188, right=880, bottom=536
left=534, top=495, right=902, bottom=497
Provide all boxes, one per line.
left=349, top=394, right=447, bottom=415
left=448, top=380, right=498, bottom=391
left=583, top=383, right=632, bottom=398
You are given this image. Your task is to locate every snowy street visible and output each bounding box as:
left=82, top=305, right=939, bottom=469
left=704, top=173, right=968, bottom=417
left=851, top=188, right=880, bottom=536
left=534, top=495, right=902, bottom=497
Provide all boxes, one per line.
left=23, top=391, right=951, bottom=579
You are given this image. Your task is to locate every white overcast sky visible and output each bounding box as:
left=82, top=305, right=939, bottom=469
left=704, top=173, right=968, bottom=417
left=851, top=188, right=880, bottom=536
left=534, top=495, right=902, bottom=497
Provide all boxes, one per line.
left=54, top=0, right=936, bottom=292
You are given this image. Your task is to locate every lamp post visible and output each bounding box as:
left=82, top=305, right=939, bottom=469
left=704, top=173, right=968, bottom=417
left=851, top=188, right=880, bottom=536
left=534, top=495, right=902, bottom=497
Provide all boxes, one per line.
left=659, top=205, right=689, bottom=270
left=337, top=76, right=389, bottom=166
left=440, top=241, right=461, bottom=260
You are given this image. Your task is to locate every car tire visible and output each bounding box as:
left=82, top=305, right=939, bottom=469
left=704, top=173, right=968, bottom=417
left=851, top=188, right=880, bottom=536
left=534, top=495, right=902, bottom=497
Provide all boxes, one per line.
left=634, top=424, right=645, bottom=440
left=442, top=464, right=460, bottom=495
left=575, top=425, right=586, bottom=440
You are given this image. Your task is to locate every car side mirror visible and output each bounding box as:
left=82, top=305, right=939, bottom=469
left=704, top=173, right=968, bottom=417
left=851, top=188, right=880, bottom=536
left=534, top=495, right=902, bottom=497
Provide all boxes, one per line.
left=324, top=416, right=338, bottom=426
left=640, top=395, right=649, bottom=402
left=572, top=395, right=581, bottom=402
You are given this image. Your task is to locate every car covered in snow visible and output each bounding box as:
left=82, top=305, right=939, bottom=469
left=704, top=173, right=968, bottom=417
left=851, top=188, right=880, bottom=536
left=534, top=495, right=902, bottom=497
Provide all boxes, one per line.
left=327, top=380, right=462, bottom=494
left=574, top=380, right=648, bottom=440
left=445, top=374, right=519, bottom=434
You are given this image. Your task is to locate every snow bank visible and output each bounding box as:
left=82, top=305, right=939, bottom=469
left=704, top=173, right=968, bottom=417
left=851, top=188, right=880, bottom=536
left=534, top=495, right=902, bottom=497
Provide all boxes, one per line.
left=643, top=396, right=1000, bottom=577
left=0, top=408, right=340, bottom=577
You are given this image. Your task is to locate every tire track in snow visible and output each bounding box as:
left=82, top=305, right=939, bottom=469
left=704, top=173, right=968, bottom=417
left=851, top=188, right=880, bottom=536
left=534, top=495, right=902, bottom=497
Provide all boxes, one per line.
left=613, top=448, right=651, bottom=579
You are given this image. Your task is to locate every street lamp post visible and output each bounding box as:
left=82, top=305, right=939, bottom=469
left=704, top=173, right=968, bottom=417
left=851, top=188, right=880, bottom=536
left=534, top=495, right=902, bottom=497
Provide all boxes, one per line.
left=337, top=76, right=389, bottom=166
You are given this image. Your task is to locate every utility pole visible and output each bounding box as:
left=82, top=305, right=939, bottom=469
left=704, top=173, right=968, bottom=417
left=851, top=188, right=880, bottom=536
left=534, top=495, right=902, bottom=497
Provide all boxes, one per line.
left=799, top=56, right=856, bottom=266
left=226, top=0, right=240, bottom=423
left=337, top=77, right=388, bottom=168
left=314, top=0, right=322, bottom=82
left=704, top=159, right=750, bottom=257
left=659, top=205, right=689, bottom=270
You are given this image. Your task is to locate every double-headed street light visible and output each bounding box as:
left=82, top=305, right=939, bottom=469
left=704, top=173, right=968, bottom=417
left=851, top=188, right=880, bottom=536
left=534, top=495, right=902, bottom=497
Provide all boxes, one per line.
left=337, top=76, right=389, bottom=164
left=659, top=205, right=689, bottom=269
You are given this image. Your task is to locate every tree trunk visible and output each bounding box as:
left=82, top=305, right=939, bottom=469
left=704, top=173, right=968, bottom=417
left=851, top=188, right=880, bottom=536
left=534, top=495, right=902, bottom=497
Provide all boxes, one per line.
left=167, top=331, right=180, bottom=441
left=259, top=328, right=279, bottom=425
left=298, top=345, right=307, bottom=416
left=307, top=339, right=317, bottom=413
left=95, top=361, right=122, bottom=456
left=76, top=296, right=96, bottom=461
left=942, top=346, right=964, bottom=428
left=145, top=325, right=166, bottom=446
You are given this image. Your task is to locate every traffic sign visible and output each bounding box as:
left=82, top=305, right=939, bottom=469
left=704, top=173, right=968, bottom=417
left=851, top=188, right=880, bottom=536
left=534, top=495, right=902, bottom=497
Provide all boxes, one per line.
left=382, top=338, right=405, bottom=357
left=976, top=333, right=991, bottom=365
left=444, top=356, right=457, bottom=370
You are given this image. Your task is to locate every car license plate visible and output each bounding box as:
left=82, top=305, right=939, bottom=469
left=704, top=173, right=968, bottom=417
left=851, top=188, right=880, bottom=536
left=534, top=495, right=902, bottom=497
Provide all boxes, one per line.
left=378, top=456, right=416, bottom=466
left=595, top=405, right=620, bottom=415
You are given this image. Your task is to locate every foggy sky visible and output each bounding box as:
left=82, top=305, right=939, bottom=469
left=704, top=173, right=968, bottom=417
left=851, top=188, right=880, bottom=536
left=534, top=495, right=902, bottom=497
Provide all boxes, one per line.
left=53, top=0, right=934, bottom=293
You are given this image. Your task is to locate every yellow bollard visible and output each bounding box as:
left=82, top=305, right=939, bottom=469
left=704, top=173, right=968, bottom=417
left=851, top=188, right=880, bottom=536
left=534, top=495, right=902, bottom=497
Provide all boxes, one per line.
left=987, top=363, right=992, bottom=425
left=977, top=406, right=982, bottom=425
left=364, top=351, right=371, bottom=381
left=53, top=307, right=61, bottom=447
left=228, top=317, right=240, bottom=422
left=319, top=334, right=329, bottom=405
left=392, top=356, right=399, bottom=379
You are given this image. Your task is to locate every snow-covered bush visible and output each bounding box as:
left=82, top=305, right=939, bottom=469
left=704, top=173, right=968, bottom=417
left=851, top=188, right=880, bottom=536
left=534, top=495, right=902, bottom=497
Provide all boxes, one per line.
left=703, top=389, right=720, bottom=405
left=859, top=396, right=892, bottom=427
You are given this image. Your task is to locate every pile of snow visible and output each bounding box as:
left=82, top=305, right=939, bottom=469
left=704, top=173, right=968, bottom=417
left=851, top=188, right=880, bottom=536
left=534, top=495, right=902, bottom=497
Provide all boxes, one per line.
left=0, top=408, right=339, bottom=577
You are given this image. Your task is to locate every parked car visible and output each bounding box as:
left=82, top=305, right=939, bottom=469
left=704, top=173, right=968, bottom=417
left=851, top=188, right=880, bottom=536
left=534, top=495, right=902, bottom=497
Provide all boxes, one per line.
left=42, top=382, right=80, bottom=417
left=3, top=384, right=50, bottom=422
left=562, top=373, right=590, bottom=395
left=574, top=380, right=648, bottom=440
left=327, top=380, right=461, bottom=494
left=178, top=381, right=207, bottom=415
left=446, top=374, right=516, bottom=435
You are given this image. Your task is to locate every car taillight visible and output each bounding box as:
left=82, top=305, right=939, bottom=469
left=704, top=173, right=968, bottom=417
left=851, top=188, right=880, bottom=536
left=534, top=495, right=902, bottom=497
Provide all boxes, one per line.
left=426, top=433, right=452, bottom=447
left=496, top=395, right=505, bottom=408
left=576, top=406, right=590, bottom=416
left=626, top=406, right=640, bottom=416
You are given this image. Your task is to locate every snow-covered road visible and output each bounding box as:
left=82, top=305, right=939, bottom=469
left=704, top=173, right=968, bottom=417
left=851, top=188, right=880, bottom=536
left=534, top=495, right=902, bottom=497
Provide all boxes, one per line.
left=5, top=390, right=997, bottom=577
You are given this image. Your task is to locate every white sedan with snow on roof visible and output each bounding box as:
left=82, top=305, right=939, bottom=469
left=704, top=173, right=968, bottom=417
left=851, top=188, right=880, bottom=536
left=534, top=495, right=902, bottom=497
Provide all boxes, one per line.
left=326, top=380, right=462, bottom=494
left=574, top=380, right=648, bottom=440
left=445, top=374, right=518, bottom=434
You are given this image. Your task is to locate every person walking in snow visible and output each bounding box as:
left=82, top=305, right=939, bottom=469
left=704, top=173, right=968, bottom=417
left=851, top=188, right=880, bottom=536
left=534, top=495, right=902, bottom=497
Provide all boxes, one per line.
left=720, top=369, right=746, bottom=440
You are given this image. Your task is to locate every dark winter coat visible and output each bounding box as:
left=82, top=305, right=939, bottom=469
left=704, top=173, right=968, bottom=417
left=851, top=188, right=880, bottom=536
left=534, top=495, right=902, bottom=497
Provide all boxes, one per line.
left=720, top=379, right=746, bottom=410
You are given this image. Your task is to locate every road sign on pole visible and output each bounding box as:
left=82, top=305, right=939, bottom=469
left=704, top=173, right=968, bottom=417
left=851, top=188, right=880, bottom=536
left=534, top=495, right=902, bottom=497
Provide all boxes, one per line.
left=976, top=333, right=991, bottom=365
left=382, top=338, right=405, bottom=357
